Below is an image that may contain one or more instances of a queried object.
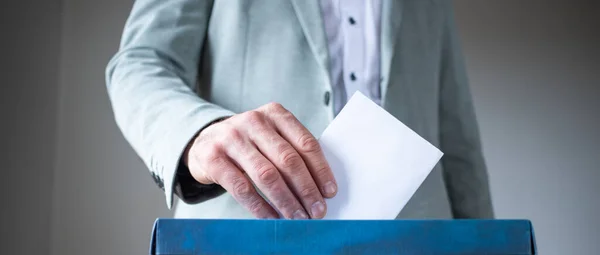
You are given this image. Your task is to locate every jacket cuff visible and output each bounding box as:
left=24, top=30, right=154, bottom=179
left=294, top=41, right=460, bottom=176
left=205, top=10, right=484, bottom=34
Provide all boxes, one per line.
left=153, top=106, right=234, bottom=210
left=174, top=160, right=226, bottom=204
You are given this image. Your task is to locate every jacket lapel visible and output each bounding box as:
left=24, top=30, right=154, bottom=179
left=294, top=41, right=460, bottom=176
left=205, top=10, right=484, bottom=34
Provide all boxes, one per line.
left=380, top=0, right=404, bottom=104
left=290, top=0, right=330, bottom=82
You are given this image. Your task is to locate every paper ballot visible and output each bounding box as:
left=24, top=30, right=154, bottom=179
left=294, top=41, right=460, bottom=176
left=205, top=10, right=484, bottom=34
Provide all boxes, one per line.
left=319, top=92, right=444, bottom=220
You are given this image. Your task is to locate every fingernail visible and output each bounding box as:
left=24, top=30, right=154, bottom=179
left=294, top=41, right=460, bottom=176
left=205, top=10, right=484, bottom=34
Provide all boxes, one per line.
left=293, top=210, right=308, bottom=219
left=311, top=201, right=326, bottom=218
left=323, top=181, right=337, bottom=196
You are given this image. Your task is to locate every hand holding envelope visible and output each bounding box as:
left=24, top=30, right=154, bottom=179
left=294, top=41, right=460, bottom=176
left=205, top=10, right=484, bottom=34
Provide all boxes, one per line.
left=319, top=92, right=444, bottom=219
left=187, top=89, right=442, bottom=220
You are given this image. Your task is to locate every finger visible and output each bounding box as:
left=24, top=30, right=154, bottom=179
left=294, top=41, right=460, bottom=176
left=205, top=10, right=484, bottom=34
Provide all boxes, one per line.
left=222, top=126, right=309, bottom=219
left=248, top=121, right=326, bottom=219
left=205, top=153, right=278, bottom=219
left=262, top=103, right=338, bottom=198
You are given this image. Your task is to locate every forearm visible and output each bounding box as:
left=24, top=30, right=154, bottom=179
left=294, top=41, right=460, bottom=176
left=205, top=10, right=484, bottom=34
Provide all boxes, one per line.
left=105, top=0, right=233, bottom=209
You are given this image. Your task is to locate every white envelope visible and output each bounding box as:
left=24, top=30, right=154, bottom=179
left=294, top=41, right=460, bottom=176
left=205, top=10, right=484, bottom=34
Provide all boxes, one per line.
left=319, top=92, right=444, bottom=220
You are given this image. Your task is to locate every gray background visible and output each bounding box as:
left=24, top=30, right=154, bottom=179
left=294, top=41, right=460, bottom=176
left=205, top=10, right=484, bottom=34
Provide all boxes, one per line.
left=1, top=0, right=598, bottom=254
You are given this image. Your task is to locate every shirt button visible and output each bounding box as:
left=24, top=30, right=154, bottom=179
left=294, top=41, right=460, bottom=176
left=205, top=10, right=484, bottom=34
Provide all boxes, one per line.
left=323, top=91, right=331, bottom=106
left=348, top=17, right=356, bottom=25
left=350, top=73, right=357, bottom=81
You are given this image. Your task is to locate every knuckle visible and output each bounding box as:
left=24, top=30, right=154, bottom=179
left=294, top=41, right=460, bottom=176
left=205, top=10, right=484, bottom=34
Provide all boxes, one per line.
left=256, top=165, right=280, bottom=185
left=298, top=134, right=320, bottom=153
left=223, top=126, right=243, bottom=142
left=280, top=110, right=296, bottom=121
left=313, top=165, right=331, bottom=177
left=279, top=148, right=303, bottom=169
left=299, top=186, right=319, bottom=199
left=278, top=196, right=297, bottom=213
left=232, top=177, right=254, bottom=200
left=247, top=199, right=265, bottom=216
left=244, top=111, right=265, bottom=125
left=265, top=102, right=285, bottom=112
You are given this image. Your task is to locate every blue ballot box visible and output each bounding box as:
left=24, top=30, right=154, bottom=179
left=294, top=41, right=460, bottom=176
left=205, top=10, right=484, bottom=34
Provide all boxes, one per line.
left=150, top=219, right=537, bottom=254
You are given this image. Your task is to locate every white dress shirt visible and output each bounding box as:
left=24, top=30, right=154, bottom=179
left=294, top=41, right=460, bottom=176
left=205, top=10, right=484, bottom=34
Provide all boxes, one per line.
left=319, top=0, right=382, bottom=115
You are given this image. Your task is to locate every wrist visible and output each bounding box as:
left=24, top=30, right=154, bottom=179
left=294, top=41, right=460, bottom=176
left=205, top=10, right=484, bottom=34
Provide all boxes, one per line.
left=175, top=159, right=225, bottom=204
left=183, top=116, right=230, bottom=168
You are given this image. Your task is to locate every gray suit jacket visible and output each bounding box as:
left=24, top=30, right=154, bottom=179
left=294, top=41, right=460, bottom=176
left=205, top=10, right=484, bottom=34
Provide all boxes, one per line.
left=105, top=0, right=494, bottom=219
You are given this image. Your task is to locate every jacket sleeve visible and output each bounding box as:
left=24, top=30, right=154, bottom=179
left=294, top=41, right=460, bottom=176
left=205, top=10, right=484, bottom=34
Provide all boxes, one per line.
left=438, top=1, right=495, bottom=219
left=105, top=0, right=234, bottom=209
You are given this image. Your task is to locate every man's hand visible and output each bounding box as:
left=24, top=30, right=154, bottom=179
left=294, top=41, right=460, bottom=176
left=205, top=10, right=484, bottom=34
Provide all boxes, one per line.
left=184, top=103, right=337, bottom=219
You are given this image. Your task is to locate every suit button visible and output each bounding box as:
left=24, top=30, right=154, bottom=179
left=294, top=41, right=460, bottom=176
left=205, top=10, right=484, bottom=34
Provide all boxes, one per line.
left=151, top=172, right=164, bottom=189
left=323, top=91, right=331, bottom=106
left=348, top=17, right=356, bottom=25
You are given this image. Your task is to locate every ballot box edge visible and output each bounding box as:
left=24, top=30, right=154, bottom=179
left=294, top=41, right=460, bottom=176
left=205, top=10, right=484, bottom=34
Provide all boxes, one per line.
left=149, top=218, right=537, bottom=255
